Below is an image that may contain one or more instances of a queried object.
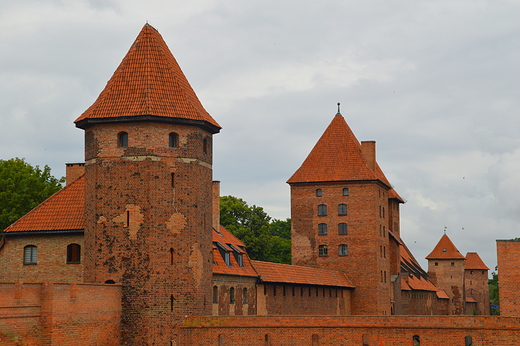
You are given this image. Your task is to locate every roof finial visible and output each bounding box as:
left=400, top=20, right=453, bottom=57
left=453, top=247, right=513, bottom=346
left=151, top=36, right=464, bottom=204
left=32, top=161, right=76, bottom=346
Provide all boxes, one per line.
left=444, top=226, right=447, bottom=235
left=336, top=102, right=341, bottom=116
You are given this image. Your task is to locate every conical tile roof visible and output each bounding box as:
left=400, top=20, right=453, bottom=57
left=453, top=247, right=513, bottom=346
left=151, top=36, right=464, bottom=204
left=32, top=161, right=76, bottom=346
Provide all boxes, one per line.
left=75, top=24, right=220, bottom=133
left=426, top=234, right=465, bottom=260
left=287, top=112, right=391, bottom=186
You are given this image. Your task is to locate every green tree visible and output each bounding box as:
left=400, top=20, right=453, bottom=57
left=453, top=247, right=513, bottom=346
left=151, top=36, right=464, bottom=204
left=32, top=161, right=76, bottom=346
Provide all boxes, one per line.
left=488, top=266, right=499, bottom=315
left=0, top=158, right=64, bottom=231
left=220, top=195, right=291, bottom=264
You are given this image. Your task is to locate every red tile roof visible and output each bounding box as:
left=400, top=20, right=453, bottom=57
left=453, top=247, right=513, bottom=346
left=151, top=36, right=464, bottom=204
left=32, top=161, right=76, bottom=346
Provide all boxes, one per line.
left=465, top=252, right=489, bottom=270
left=3, top=176, right=85, bottom=233
left=212, top=226, right=258, bottom=277
left=406, top=274, right=438, bottom=292
left=436, top=290, right=449, bottom=299
left=75, top=24, right=220, bottom=132
left=251, top=260, right=354, bottom=288
left=425, top=234, right=465, bottom=260
left=466, top=296, right=477, bottom=303
left=287, top=114, right=389, bottom=185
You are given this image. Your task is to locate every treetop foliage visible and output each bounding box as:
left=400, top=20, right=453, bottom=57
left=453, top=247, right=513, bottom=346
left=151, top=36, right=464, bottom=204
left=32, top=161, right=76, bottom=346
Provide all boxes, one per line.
left=220, top=195, right=291, bottom=264
left=0, top=158, right=64, bottom=231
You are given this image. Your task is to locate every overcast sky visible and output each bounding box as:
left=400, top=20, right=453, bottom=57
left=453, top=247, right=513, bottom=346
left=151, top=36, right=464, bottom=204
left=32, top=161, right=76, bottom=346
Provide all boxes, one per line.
left=1, top=0, right=519, bottom=272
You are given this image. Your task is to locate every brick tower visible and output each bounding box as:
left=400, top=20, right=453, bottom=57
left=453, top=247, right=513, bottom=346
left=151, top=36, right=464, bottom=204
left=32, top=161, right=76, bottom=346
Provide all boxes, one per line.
left=426, top=234, right=466, bottom=315
left=75, top=24, right=221, bottom=344
left=464, top=252, right=490, bottom=315
left=287, top=107, right=404, bottom=315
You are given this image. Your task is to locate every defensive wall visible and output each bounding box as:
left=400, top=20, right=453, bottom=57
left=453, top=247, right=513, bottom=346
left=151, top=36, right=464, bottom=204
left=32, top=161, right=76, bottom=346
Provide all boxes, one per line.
left=180, top=315, right=520, bottom=345
left=497, top=239, right=520, bottom=317
left=0, top=282, right=121, bottom=346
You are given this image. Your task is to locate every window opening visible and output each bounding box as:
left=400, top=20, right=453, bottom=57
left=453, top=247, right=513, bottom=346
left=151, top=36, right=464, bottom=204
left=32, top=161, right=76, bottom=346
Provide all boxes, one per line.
left=66, top=244, right=81, bottom=263
left=318, top=223, right=328, bottom=235
left=413, top=335, right=420, bottom=346
left=170, top=294, right=174, bottom=312
left=169, top=248, right=174, bottom=265
left=265, top=334, right=270, bottom=346
left=169, top=132, right=178, bottom=148
left=339, top=244, right=348, bottom=256
left=362, top=334, right=369, bottom=346
left=464, top=336, right=473, bottom=346
left=117, top=131, right=128, bottom=147
left=229, top=287, right=235, bottom=304
left=171, top=173, right=175, bottom=188
left=338, top=204, right=347, bottom=216
left=318, top=204, right=327, bottom=216
left=338, top=223, right=348, bottom=235
left=343, top=188, right=349, bottom=196
left=312, top=334, right=319, bottom=346
left=316, top=189, right=322, bottom=197
left=203, top=138, right=208, bottom=154
left=24, top=245, right=38, bottom=265
left=213, top=286, right=218, bottom=304
left=243, top=288, right=248, bottom=304
left=318, top=245, right=328, bottom=257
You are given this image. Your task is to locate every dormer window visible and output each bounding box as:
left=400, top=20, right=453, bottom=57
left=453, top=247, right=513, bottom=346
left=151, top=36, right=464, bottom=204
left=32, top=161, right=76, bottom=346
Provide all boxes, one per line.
left=216, top=242, right=232, bottom=266
left=229, top=244, right=244, bottom=268
left=118, top=131, right=128, bottom=147
left=442, top=248, right=447, bottom=253
left=169, top=132, right=178, bottom=148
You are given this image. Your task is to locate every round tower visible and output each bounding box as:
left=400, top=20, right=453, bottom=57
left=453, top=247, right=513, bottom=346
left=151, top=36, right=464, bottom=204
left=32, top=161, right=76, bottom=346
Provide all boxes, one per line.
left=75, top=24, right=220, bottom=344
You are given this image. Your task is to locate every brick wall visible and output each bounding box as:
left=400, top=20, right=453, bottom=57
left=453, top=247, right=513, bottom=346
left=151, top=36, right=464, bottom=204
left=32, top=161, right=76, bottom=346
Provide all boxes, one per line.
left=428, top=258, right=466, bottom=315
left=180, top=315, right=520, bottom=345
left=497, top=240, right=520, bottom=317
left=465, top=268, right=490, bottom=315
left=0, top=234, right=84, bottom=283
left=290, top=182, right=395, bottom=315
left=0, top=282, right=121, bottom=346
left=212, top=274, right=257, bottom=316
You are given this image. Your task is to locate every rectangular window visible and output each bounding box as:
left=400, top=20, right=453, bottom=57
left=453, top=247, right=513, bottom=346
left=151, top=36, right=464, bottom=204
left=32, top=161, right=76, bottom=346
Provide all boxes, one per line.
left=338, top=204, right=347, bottom=216
left=338, top=223, right=348, bottom=235
left=318, top=223, right=328, bottom=235
left=316, top=189, right=322, bottom=197
left=339, top=244, right=348, bottom=256
left=343, top=188, right=349, bottom=196
left=224, top=252, right=231, bottom=266
left=318, top=204, right=327, bottom=216
left=24, top=245, right=38, bottom=265
left=318, top=245, right=328, bottom=257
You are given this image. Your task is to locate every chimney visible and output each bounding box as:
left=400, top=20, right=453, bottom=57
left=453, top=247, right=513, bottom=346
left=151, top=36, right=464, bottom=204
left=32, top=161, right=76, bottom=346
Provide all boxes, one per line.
left=65, top=163, right=85, bottom=185
left=361, top=141, right=376, bottom=172
left=212, top=181, right=221, bottom=230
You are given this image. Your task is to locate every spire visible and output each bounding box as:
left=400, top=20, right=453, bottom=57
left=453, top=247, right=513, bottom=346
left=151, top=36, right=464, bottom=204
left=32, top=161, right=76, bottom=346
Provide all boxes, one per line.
left=287, top=111, right=392, bottom=186
left=336, top=102, right=341, bottom=116
left=425, top=234, right=465, bottom=260
left=75, top=24, right=220, bottom=133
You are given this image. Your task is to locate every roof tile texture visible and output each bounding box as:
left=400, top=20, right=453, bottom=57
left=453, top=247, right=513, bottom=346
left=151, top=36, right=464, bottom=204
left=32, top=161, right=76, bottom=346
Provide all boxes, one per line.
left=465, top=252, right=490, bottom=270
left=4, top=175, right=85, bottom=232
left=426, top=234, right=466, bottom=260
left=251, top=260, right=354, bottom=288
left=75, top=24, right=220, bottom=129
left=212, top=226, right=258, bottom=277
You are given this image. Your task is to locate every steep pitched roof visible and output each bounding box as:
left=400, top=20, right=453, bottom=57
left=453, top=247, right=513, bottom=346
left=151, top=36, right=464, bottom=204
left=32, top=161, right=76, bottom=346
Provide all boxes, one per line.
left=287, top=113, right=390, bottom=186
left=252, top=260, right=354, bottom=288
left=465, top=252, right=489, bottom=270
left=212, top=226, right=258, bottom=277
left=425, top=234, right=465, bottom=260
left=75, top=24, right=220, bottom=133
left=3, top=176, right=85, bottom=234
left=400, top=243, right=429, bottom=280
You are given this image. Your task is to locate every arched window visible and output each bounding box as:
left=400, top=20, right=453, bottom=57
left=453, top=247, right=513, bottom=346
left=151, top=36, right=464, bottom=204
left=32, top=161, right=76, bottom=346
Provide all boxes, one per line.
left=338, top=204, right=347, bottom=216
left=66, top=243, right=81, bottom=263
left=413, top=335, right=420, bottom=346
left=338, top=223, right=348, bottom=235
left=213, top=286, right=218, bottom=304
left=243, top=287, right=248, bottom=304
left=318, top=223, right=328, bottom=235
left=229, top=287, right=235, bottom=304
left=23, top=245, right=38, bottom=265
left=318, top=204, right=327, bottom=216
left=117, top=131, right=128, bottom=147
left=169, top=132, right=178, bottom=148
left=339, top=244, right=348, bottom=256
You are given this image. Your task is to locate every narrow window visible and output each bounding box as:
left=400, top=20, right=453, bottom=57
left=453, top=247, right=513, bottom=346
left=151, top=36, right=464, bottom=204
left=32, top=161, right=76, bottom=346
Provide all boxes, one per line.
left=338, top=223, right=348, bottom=235
left=338, top=204, right=347, bottom=216
left=318, top=245, right=328, bottom=257
left=312, top=334, right=319, bottom=346
left=339, top=244, right=348, bottom=256
left=170, top=294, right=174, bottom=312
left=213, top=286, right=218, bottom=304
left=224, top=252, right=231, bottom=266
left=318, top=204, right=327, bottom=216
left=243, top=288, right=248, bottom=304
left=343, top=188, right=349, bottom=196
left=435, top=262, right=438, bottom=266
left=384, top=246, right=386, bottom=258
left=126, top=210, right=130, bottom=227
left=451, top=262, right=455, bottom=266
left=464, top=336, right=472, bottom=346
left=229, top=287, right=235, bottom=304
left=66, top=244, right=81, bottom=264
left=118, top=131, right=128, bottom=147
left=316, top=189, right=322, bottom=197
left=362, top=334, right=369, bottom=346
left=218, top=334, right=225, bottom=346
left=169, top=132, right=178, bottom=148
left=24, top=245, right=38, bottom=265
left=171, top=173, right=175, bottom=188
left=237, top=253, right=244, bottom=267
left=203, top=138, right=208, bottom=154
left=318, top=223, right=328, bottom=235
left=265, top=334, right=270, bottom=346
left=169, top=248, right=174, bottom=265
left=382, top=207, right=385, bottom=218
left=384, top=271, right=387, bottom=283
left=413, top=335, right=420, bottom=346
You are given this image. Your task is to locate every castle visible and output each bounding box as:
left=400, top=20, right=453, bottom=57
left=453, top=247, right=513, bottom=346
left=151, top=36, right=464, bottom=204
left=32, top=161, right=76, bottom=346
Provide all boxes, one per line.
left=1, top=24, right=519, bottom=345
